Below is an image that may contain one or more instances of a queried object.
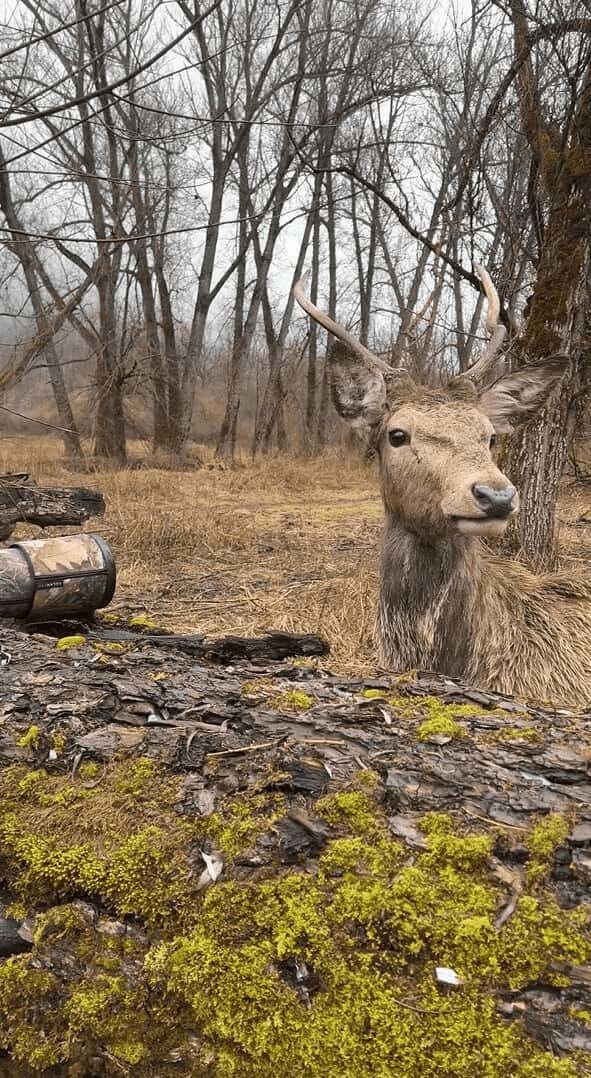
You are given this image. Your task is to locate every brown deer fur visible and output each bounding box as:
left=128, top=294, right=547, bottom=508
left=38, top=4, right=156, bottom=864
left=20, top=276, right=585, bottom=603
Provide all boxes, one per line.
left=294, top=282, right=589, bottom=705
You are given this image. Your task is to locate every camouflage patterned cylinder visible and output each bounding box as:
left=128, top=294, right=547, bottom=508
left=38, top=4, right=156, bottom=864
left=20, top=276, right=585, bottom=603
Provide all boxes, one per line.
left=0, top=534, right=116, bottom=621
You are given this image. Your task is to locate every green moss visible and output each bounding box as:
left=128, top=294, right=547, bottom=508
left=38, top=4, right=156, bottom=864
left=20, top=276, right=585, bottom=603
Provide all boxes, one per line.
left=64, top=975, right=146, bottom=1054
left=419, top=696, right=481, bottom=719
left=50, top=732, right=66, bottom=755
left=0, top=764, right=587, bottom=1077
left=207, top=795, right=284, bottom=859
left=353, top=768, right=381, bottom=791
left=498, top=895, right=588, bottom=988
left=35, top=904, right=92, bottom=945
left=0, top=960, right=63, bottom=1068
left=0, top=803, right=588, bottom=1076
left=0, top=762, right=201, bottom=929
left=271, top=689, right=314, bottom=711
left=316, top=789, right=384, bottom=837
left=93, top=640, right=128, bottom=654
left=78, top=761, right=101, bottom=780
left=140, top=814, right=587, bottom=1076
left=417, top=714, right=468, bottom=741
left=56, top=635, right=86, bottom=650
left=114, top=756, right=157, bottom=797
left=129, top=614, right=156, bottom=629
left=17, top=769, right=47, bottom=794
left=240, top=681, right=314, bottom=712
left=527, top=814, right=571, bottom=885
left=97, top=611, right=121, bottom=624
left=17, top=725, right=41, bottom=750
left=363, top=692, right=487, bottom=737
left=529, top=815, right=570, bottom=861
left=569, top=1007, right=591, bottom=1025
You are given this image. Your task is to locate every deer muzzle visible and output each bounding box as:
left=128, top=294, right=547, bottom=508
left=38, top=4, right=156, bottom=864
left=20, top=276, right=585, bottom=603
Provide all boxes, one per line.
left=448, top=480, right=519, bottom=537
left=471, top=483, right=517, bottom=519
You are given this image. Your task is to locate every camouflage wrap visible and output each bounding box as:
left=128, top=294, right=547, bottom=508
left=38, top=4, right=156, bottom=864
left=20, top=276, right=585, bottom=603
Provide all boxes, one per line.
left=0, top=548, right=33, bottom=617
left=0, top=533, right=116, bottom=620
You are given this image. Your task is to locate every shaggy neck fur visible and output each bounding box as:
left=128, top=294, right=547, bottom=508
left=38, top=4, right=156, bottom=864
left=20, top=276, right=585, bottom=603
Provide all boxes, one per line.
left=378, top=513, right=485, bottom=678
left=378, top=511, right=591, bottom=704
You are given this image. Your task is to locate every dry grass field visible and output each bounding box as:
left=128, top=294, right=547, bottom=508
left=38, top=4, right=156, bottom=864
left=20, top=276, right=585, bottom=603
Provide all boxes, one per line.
left=2, top=434, right=591, bottom=673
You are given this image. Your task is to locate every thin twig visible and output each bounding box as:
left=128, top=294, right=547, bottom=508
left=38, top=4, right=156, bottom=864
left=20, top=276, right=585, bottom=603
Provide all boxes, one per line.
left=205, top=738, right=283, bottom=759
left=295, top=738, right=348, bottom=747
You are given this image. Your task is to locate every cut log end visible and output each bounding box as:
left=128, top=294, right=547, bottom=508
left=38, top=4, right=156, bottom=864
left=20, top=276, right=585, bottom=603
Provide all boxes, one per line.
left=0, top=477, right=105, bottom=533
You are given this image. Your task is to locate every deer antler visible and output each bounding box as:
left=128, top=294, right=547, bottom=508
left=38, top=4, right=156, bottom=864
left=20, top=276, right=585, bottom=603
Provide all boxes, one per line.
left=293, top=280, right=393, bottom=374
left=462, top=264, right=507, bottom=385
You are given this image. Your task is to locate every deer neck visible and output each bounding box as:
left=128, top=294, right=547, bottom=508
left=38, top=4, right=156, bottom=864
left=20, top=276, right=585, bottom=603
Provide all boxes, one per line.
left=378, top=512, right=486, bottom=677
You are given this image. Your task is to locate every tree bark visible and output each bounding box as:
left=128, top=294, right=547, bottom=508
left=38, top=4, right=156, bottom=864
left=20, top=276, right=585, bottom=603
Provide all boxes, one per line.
left=0, top=478, right=104, bottom=536
left=502, top=21, right=591, bottom=568
left=0, top=145, right=83, bottom=460
left=0, top=623, right=589, bottom=1074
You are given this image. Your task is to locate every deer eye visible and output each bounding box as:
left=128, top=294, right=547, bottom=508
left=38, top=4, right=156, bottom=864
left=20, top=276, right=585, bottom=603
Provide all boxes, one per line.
left=388, top=429, right=409, bottom=448
left=489, top=433, right=497, bottom=450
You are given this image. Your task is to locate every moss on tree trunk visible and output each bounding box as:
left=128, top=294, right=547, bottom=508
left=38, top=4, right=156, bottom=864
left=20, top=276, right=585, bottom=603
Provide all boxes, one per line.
left=502, top=25, right=591, bottom=569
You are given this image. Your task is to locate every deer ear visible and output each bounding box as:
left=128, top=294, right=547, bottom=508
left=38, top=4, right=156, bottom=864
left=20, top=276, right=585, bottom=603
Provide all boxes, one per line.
left=478, top=356, right=568, bottom=433
left=329, top=341, right=387, bottom=431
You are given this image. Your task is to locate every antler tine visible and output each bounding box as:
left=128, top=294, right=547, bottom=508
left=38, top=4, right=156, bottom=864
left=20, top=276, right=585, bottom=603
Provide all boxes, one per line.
left=293, top=280, right=393, bottom=375
left=463, top=264, right=507, bottom=385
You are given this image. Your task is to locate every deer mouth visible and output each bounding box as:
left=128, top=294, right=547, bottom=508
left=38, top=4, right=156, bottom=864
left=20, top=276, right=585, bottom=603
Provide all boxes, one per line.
left=451, top=516, right=512, bottom=537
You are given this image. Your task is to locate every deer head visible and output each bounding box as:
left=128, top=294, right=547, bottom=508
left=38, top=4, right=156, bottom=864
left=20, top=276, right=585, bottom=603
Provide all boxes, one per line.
left=294, top=272, right=567, bottom=541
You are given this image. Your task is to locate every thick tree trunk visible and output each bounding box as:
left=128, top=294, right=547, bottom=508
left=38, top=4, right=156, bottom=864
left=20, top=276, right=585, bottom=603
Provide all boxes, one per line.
left=503, top=197, right=591, bottom=568
left=0, top=623, right=590, bottom=1075
left=501, top=7, right=591, bottom=569
left=93, top=284, right=127, bottom=467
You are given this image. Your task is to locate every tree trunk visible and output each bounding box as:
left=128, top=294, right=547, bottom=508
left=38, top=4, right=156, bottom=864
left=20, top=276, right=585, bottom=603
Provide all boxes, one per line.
left=316, top=172, right=338, bottom=450
left=304, top=173, right=323, bottom=446
left=503, top=251, right=590, bottom=569
left=253, top=202, right=315, bottom=457
left=216, top=148, right=249, bottom=461
left=93, top=272, right=127, bottom=465
left=126, top=106, right=169, bottom=454
left=502, top=50, right=591, bottom=568
left=0, top=144, right=83, bottom=461
left=0, top=623, right=589, bottom=1074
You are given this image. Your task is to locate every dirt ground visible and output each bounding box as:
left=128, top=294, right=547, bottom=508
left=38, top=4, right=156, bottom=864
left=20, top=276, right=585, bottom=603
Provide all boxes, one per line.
left=2, top=435, right=591, bottom=672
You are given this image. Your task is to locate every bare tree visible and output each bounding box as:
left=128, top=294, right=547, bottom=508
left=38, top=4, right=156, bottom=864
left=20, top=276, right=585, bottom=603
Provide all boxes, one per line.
left=0, top=142, right=83, bottom=458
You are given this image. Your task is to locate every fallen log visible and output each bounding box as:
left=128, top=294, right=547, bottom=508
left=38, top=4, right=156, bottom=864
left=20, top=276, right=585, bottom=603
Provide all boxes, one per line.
left=0, top=475, right=105, bottom=539
left=86, top=626, right=330, bottom=662
left=0, top=623, right=589, bottom=1077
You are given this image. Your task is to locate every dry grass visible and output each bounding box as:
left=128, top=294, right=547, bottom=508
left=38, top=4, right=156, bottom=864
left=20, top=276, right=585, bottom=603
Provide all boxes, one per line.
left=3, top=435, right=591, bottom=673
left=0, top=436, right=383, bottom=671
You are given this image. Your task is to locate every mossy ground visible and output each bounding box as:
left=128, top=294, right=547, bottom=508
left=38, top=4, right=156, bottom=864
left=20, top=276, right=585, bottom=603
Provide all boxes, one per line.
left=360, top=690, right=508, bottom=741
left=0, top=759, right=588, bottom=1075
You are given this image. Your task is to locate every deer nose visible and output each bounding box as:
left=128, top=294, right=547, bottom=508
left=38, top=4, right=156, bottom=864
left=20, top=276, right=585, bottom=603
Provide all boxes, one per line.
left=471, top=483, right=516, bottom=518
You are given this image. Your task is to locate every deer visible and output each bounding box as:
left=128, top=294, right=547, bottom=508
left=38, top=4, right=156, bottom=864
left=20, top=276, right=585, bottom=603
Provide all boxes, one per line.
left=294, top=273, right=591, bottom=706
